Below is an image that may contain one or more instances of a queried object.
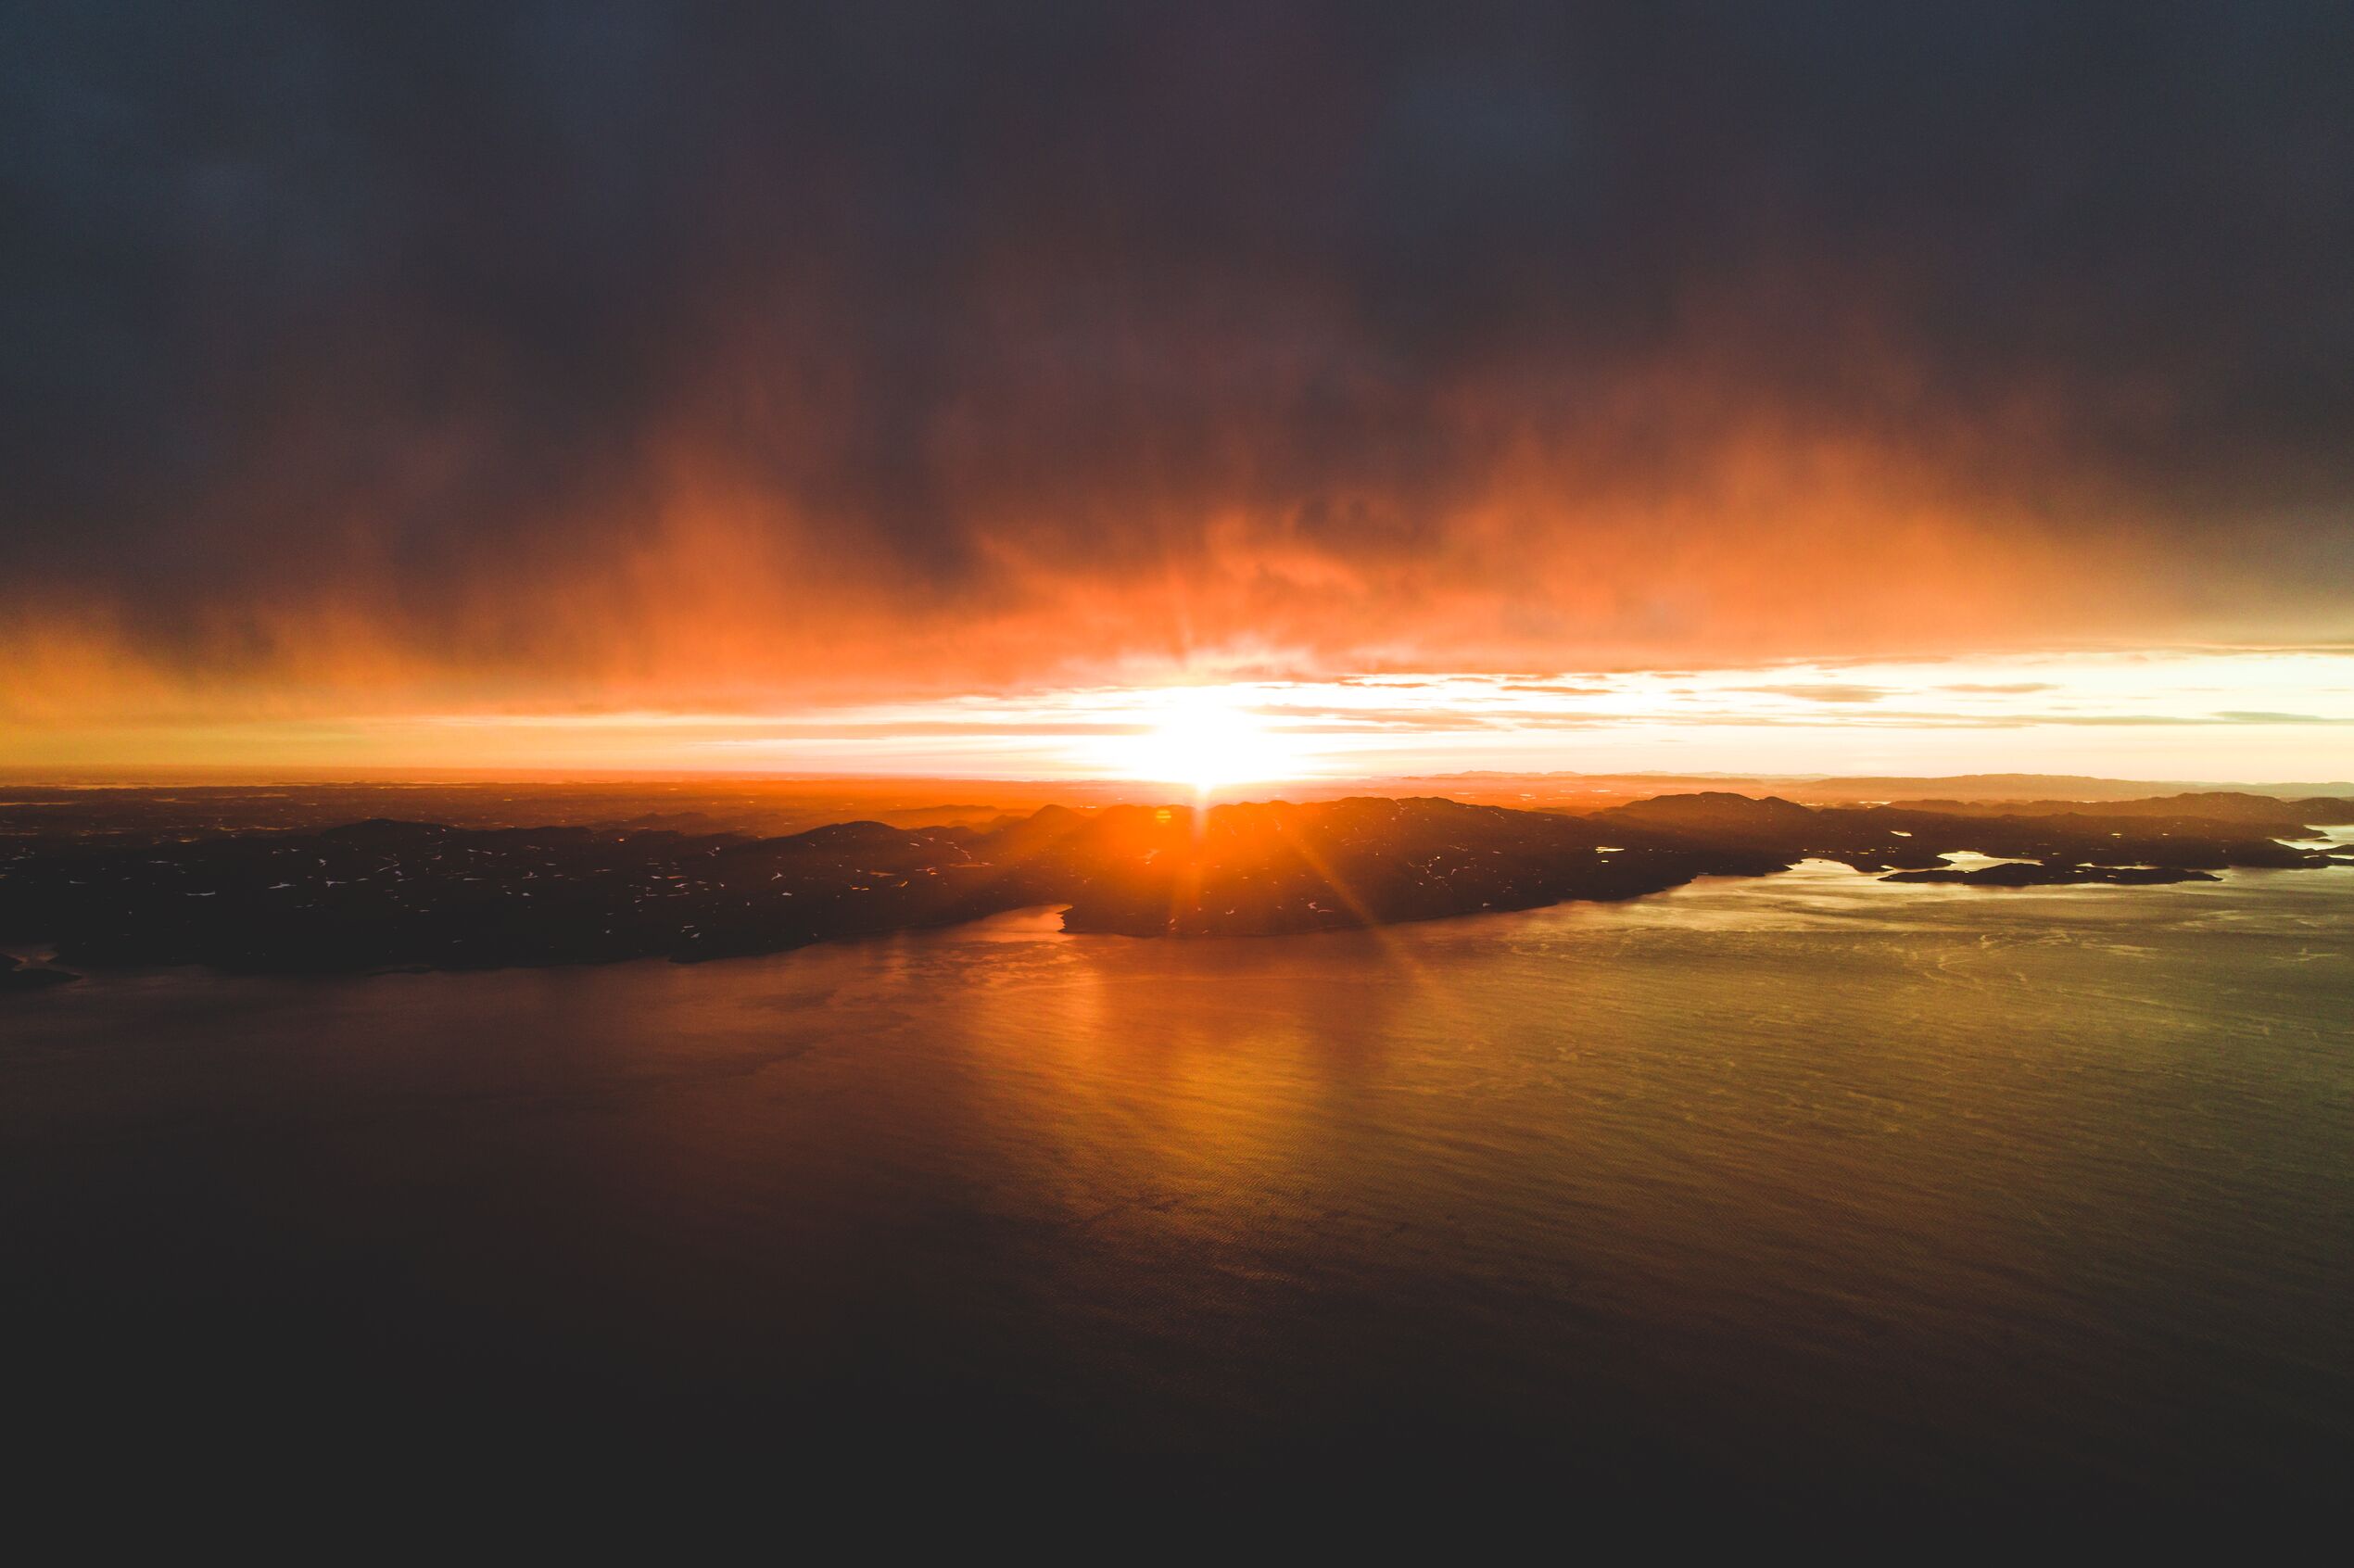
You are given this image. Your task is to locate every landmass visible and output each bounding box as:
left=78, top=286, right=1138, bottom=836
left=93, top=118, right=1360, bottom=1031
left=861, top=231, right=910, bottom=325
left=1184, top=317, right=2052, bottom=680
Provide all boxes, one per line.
left=0, top=952, right=81, bottom=993
left=2, top=789, right=2346, bottom=980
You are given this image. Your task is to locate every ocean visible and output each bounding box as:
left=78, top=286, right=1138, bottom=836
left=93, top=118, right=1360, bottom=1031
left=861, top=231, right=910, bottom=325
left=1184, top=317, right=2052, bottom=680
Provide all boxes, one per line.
left=6, top=858, right=2348, bottom=1512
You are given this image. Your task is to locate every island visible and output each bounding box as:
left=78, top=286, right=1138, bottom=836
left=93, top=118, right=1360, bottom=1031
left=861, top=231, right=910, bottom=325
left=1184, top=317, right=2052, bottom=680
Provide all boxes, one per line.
left=1, top=791, right=2346, bottom=978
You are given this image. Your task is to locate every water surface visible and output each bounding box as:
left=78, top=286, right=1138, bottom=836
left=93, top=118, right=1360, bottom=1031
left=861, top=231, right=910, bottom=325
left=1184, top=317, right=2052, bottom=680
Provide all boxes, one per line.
left=6, top=863, right=2348, bottom=1508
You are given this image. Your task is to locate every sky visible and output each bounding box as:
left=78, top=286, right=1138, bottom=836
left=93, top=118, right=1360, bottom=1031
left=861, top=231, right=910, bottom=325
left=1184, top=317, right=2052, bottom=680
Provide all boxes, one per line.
left=5, top=2, right=2351, bottom=779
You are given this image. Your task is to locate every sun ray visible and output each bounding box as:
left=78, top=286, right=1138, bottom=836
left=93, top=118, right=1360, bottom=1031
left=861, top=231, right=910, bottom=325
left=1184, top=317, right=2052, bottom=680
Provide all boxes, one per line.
left=1266, top=811, right=1448, bottom=992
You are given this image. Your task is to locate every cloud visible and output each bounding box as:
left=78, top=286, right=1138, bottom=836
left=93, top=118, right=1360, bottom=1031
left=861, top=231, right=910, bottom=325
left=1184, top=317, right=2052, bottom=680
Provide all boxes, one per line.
left=1251, top=704, right=1512, bottom=731
left=2212, top=711, right=2342, bottom=725
left=1728, top=684, right=1892, bottom=703
left=4, top=2, right=2353, bottom=727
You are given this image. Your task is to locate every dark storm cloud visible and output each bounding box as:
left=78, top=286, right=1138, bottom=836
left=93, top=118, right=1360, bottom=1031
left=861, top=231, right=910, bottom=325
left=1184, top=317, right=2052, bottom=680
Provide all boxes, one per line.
left=4, top=0, right=2352, bottom=701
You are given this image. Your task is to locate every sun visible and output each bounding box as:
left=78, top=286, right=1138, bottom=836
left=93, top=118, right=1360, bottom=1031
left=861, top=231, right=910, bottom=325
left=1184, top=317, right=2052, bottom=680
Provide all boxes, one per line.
left=1113, top=689, right=1306, bottom=792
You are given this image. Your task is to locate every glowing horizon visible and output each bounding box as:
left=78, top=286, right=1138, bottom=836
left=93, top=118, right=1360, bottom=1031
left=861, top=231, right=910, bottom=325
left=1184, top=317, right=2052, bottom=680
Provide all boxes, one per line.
left=8, top=649, right=2349, bottom=785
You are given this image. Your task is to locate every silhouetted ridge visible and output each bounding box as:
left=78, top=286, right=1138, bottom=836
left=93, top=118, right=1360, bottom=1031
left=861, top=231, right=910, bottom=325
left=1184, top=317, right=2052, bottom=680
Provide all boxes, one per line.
left=777, top=820, right=930, bottom=851
left=1890, top=791, right=2354, bottom=829
left=1, top=792, right=2336, bottom=976
left=1601, top=792, right=1820, bottom=833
